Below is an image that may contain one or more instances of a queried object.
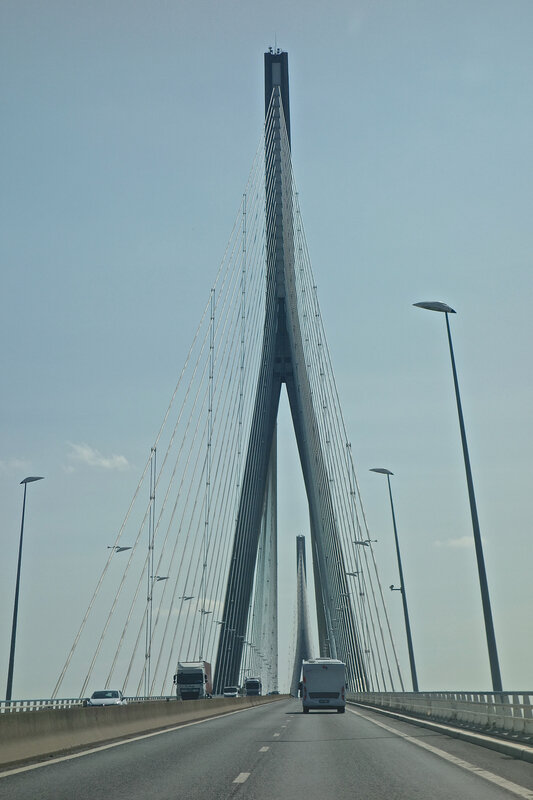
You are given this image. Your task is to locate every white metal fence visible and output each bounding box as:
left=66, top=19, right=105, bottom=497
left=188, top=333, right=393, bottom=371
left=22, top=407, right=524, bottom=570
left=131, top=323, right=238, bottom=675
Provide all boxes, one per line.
left=0, top=696, right=174, bottom=713
left=347, top=691, right=533, bottom=737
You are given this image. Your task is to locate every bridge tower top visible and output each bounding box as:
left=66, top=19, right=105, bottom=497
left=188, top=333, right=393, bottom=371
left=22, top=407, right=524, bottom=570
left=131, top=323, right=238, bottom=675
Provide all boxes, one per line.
left=264, top=49, right=291, bottom=146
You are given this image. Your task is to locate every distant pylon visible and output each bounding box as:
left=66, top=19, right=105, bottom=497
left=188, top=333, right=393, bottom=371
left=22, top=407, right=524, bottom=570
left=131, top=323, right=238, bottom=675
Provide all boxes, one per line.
left=290, top=536, right=312, bottom=696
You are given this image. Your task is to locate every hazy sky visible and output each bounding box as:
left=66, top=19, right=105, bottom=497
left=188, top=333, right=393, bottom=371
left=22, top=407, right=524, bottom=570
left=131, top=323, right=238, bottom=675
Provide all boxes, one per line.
left=2, top=0, right=532, bottom=698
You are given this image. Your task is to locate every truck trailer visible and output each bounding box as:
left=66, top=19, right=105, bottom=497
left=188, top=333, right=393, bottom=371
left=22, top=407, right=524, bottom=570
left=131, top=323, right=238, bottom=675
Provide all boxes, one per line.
left=301, top=658, right=346, bottom=713
left=173, top=661, right=212, bottom=700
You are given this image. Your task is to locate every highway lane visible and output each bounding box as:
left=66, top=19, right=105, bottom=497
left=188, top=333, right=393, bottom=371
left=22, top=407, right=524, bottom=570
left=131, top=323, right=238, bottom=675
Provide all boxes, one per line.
left=2, top=698, right=533, bottom=799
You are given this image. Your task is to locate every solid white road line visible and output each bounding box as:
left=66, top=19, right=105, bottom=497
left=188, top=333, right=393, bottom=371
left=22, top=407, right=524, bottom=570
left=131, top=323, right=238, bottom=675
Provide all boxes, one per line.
left=347, top=707, right=533, bottom=799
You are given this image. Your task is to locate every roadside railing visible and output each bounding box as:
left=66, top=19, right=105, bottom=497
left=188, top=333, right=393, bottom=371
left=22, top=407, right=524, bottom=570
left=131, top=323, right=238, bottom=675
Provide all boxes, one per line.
left=347, top=691, right=533, bottom=738
left=0, top=696, right=174, bottom=713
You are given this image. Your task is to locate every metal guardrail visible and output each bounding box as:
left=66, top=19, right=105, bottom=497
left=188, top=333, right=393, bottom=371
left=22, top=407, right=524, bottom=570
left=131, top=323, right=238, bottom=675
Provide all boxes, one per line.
left=0, top=696, right=174, bottom=713
left=347, top=691, right=533, bottom=738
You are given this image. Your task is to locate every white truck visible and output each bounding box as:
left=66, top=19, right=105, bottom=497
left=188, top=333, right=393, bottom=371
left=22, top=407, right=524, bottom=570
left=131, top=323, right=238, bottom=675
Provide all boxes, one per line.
left=173, top=661, right=213, bottom=700
left=301, top=658, right=346, bottom=713
left=244, top=676, right=262, bottom=696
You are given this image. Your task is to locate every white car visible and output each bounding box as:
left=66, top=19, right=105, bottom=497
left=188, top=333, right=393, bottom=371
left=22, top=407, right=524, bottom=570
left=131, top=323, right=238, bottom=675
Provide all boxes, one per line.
left=223, top=686, right=239, bottom=697
left=86, top=690, right=127, bottom=706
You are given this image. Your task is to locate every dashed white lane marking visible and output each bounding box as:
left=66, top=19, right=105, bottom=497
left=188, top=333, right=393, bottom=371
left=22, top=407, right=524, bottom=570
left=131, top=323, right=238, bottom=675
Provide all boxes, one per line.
left=347, top=707, right=533, bottom=799
left=273, top=732, right=280, bottom=737
left=259, top=746, right=270, bottom=752
left=233, top=772, right=250, bottom=784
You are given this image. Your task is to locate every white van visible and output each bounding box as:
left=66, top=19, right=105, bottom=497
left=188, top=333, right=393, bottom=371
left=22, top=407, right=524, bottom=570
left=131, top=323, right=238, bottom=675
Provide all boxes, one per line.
left=301, top=658, right=346, bottom=713
left=223, top=686, right=239, bottom=697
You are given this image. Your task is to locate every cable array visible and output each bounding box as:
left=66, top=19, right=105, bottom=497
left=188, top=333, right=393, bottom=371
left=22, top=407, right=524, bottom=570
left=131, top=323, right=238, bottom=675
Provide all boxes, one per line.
left=52, top=93, right=403, bottom=700
left=290, top=185, right=404, bottom=689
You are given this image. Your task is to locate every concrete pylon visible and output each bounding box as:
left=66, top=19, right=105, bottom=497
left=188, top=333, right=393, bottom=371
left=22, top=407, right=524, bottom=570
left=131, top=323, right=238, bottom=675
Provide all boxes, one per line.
left=213, top=51, right=367, bottom=694
left=290, top=536, right=312, bottom=696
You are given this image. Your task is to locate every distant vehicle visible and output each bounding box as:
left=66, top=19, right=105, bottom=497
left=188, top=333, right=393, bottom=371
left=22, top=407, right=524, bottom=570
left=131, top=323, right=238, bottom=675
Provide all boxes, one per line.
left=173, top=661, right=212, bottom=700
left=244, top=677, right=262, bottom=696
left=86, top=690, right=127, bottom=707
left=301, top=658, right=346, bottom=713
left=223, top=686, right=239, bottom=697
left=267, top=690, right=280, bottom=695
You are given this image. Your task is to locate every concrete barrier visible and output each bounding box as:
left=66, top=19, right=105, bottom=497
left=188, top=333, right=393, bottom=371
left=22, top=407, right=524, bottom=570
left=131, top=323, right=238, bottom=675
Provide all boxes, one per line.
left=0, top=695, right=286, bottom=768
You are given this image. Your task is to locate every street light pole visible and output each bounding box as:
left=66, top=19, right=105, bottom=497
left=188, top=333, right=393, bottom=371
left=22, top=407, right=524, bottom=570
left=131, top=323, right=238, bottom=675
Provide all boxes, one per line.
left=414, top=301, right=502, bottom=693
left=6, top=476, right=44, bottom=702
left=370, top=468, right=418, bottom=691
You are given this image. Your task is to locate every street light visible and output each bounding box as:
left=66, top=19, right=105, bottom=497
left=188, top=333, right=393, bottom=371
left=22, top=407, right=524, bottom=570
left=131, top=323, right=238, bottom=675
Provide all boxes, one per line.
left=145, top=575, right=169, bottom=696
left=370, top=468, right=418, bottom=692
left=6, top=476, right=44, bottom=702
left=414, top=300, right=502, bottom=693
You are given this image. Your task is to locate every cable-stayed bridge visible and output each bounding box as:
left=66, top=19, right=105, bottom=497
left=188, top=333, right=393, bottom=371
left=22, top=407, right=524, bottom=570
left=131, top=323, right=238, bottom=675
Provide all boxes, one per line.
left=51, top=51, right=404, bottom=701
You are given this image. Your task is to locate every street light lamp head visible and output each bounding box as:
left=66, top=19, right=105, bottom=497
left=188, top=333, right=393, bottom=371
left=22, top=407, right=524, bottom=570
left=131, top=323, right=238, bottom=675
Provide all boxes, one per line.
left=413, top=301, right=456, bottom=314
left=370, top=468, right=393, bottom=476
left=20, top=476, right=44, bottom=485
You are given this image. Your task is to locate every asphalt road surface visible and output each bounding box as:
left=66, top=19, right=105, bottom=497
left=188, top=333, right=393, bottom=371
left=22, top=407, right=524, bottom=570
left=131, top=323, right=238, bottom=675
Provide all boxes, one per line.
left=2, top=698, right=533, bottom=799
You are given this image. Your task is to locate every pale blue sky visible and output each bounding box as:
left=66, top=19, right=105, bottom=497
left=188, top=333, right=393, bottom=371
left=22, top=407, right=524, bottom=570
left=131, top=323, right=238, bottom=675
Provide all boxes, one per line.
left=2, top=1, right=532, bottom=697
